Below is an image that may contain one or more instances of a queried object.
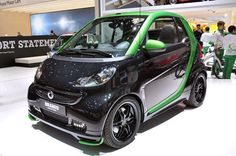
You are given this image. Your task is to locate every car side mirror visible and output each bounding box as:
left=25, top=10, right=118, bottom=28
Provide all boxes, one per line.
left=182, top=37, right=190, bottom=47
left=182, top=37, right=190, bottom=43
left=144, top=39, right=166, bottom=52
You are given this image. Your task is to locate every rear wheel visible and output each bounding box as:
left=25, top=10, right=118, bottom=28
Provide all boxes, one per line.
left=103, top=97, right=141, bottom=148
left=212, top=61, right=223, bottom=79
left=187, top=73, right=207, bottom=108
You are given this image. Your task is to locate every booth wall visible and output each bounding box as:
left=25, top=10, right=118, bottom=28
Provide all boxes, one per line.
left=0, top=11, right=31, bottom=36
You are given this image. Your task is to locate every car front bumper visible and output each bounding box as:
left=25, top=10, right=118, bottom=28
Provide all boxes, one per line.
left=28, top=98, right=104, bottom=143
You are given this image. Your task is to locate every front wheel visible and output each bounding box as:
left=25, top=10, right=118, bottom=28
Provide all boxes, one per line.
left=187, top=73, right=207, bottom=108
left=103, top=97, right=141, bottom=148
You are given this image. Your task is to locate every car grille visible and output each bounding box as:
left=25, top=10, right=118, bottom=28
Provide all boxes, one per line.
left=42, top=109, right=68, bottom=125
left=35, top=85, right=82, bottom=105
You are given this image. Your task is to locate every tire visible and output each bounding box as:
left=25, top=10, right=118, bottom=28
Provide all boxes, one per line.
left=103, top=97, right=141, bottom=148
left=212, top=61, right=223, bottom=79
left=187, top=73, right=207, bottom=108
left=169, top=0, right=177, bottom=4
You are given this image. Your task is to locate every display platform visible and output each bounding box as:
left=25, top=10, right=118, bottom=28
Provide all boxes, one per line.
left=0, top=67, right=236, bottom=156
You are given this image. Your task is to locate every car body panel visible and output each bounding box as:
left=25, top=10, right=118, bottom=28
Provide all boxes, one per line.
left=28, top=11, right=205, bottom=143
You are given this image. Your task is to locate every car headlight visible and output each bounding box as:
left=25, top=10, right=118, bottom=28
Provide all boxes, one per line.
left=35, top=63, right=43, bottom=80
left=75, top=67, right=116, bottom=87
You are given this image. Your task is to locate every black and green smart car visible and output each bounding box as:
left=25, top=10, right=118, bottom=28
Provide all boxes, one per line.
left=28, top=11, right=207, bottom=148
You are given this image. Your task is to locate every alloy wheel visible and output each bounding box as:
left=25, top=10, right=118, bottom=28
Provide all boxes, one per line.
left=194, top=76, right=206, bottom=103
left=112, top=102, right=136, bottom=142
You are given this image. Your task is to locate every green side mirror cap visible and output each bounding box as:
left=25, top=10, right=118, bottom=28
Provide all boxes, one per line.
left=145, top=39, right=166, bottom=51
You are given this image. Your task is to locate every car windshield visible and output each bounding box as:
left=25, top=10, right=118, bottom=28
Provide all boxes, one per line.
left=59, top=16, right=146, bottom=58
left=53, top=35, right=73, bottom=50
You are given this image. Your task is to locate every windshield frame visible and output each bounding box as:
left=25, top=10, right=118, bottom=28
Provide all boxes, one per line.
left=57, top=15, right=147, bottom=58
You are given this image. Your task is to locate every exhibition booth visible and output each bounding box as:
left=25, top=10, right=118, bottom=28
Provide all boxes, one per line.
left=0, top=0, right=236, bottom=156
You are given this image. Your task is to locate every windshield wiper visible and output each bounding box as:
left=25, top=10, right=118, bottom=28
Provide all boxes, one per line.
left=59, top=48, right=114, bottom=58
left=59, top=49, right=96, bottom=56
left=81, top=49, right=114, bottom=58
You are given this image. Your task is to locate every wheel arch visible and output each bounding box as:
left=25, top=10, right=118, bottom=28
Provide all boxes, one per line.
left=201, top=70, right=207, bottom=79
left=194, top=68, right=207, bottom=80
left=101, top=93, right=145, bottom=135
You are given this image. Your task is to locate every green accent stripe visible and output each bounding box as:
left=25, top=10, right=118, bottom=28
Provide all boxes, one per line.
left=28, top=113, right=36, bottom=121
left=148, top=18, right=197, bottom=114
left=79, top=138, right=104, bottom=146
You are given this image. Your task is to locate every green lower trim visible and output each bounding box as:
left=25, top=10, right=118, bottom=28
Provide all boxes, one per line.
left=148, top=19, right=197, bottom=114
left=28, top=114, right=36, bottom=121
left=79, top=138, right=104, bottom=146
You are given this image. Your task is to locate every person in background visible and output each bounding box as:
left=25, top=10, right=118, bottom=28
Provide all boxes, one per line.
left=194, top=24, right=203, bottom=43
left=213, top=21, right=226, bottom=61
left=223, top=25, right=236, bottom=79
left=200, top=26, right=214, bottom=55
left=212, top=21, right=226, bottom=75
left=17, top=32, right=22, bottom=37
left=50, top=30, right=56, bottom=36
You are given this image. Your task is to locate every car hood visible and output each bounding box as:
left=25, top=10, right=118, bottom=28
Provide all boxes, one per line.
left=36, top=56, right=116, bottom=92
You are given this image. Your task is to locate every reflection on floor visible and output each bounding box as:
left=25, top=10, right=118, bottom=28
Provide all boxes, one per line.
left=0, top=67, right=236, bottom=156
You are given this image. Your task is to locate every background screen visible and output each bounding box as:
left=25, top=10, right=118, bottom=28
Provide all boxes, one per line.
left=30, top=7, right=95, bottom=36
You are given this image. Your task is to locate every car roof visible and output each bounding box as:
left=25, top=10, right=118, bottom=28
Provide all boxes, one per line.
left=102, top=11, right=183, bottom=19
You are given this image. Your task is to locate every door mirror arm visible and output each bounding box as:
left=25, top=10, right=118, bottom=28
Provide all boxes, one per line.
left=182, top=37, right=190, bottom=47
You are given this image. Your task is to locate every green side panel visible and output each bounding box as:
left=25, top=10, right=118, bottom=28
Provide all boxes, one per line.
left=148, top=18, right=197, bottom=114
left=145, top=39, right=166, bottom=50
left=79, top=138, right=104, bottom=146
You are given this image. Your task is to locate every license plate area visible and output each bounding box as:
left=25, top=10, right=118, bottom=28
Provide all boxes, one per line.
left=40, top=100, right=66, bottom=116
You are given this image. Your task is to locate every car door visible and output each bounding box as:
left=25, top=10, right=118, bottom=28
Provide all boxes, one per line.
left=142, top=17, right=190, bottom=110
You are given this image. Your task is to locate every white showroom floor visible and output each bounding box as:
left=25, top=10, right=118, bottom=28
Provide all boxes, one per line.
left=0, top=67, right=236, bottom=156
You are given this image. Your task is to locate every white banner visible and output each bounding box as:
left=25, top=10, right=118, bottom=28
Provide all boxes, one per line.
left=0, top=0, right=54, bottom=9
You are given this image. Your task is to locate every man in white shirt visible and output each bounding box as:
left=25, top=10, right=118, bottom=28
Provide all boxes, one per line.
left=213, top=21, right=226, bottom=59
left=212, top=21, right=226, bottom=75
left=200, top=27, right=214, bottom=55
left=223, top=25, right=236, bottom=79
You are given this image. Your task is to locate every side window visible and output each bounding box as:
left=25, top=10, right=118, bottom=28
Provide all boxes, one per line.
left=175, top=17, right=188, bottom=42
left=147, top=17, right=179, bottom=44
